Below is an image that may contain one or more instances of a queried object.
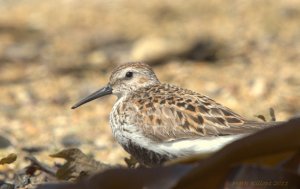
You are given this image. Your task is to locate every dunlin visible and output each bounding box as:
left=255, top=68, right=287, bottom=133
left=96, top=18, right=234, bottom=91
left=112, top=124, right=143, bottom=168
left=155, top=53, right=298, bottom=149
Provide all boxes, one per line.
left=72, top=62, right=279, bottom=166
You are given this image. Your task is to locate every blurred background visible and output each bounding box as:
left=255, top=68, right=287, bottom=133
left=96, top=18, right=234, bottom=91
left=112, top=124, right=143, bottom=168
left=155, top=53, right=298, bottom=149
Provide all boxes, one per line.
left=0, top=0, right=299, bottom=168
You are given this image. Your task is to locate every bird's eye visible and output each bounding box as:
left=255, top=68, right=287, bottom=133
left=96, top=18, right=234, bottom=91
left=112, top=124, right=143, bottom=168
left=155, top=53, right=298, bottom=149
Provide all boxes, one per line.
left=125, top=71, right=133, bottom=78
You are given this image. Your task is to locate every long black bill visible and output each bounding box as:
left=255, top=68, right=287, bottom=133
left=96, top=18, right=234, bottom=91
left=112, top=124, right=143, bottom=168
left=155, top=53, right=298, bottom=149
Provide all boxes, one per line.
left=71, top=85, right=112, bottom=109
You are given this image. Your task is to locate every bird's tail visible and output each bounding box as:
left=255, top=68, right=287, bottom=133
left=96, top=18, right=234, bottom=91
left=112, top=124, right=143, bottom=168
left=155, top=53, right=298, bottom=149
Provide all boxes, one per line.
left=244, top=120, right=285, bottom=128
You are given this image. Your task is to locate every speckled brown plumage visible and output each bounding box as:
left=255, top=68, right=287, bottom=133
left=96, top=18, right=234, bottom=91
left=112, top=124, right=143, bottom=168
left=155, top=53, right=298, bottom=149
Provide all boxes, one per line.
left=116, top=83, right=270, bottom=143
left=72, top=62, right=280, bottom=166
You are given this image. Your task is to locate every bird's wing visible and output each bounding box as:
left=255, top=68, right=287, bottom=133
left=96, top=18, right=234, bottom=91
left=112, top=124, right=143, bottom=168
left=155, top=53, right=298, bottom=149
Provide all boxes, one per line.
left=126, top=84, right=271, bottom=142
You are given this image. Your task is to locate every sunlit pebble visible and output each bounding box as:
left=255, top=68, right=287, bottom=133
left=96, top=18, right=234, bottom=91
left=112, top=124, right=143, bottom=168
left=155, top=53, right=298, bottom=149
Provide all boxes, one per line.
left=94, top=137, right=114, bottom=149
left=51, top=115, right=69, bottom=127
left=51, top=95, right=70, bottom=105
left=53, top=123, right=72, bottom=137
left=94, top=146, right=127, bottom=165
left=249, top=78, right=267, bottom=97
left=87, top=50, right=108, bottom=66
left=21, top=122, right=40, bottom=137
left=131, top=36, right=169, bottom=62
left=13, top=87, right=33, bottom=105
left=217, top=89, right=240, bottom=109
left=203, top=82, right=222, bottom=96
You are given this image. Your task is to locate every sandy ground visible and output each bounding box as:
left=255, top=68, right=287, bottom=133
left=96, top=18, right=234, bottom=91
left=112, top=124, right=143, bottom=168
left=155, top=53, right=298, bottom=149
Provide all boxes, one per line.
left=0, top=0, right=299, bottom=174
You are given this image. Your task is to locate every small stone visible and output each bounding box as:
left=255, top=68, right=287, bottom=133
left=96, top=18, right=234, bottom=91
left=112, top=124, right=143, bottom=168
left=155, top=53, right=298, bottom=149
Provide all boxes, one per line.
left=249, top=78, right=267, bottom=97
left=0, top=183, right=14, bottom=189
left=5, top=42, right=41, bottom=62
left=0, top=135, right=11, bottom=149
left=21, top=146, right=46, bottom=153
left=87, top=50, right=108, bottom=66
left=61, top=134, right=81, bottom=148
left=130, top=36, right=189, bottom=64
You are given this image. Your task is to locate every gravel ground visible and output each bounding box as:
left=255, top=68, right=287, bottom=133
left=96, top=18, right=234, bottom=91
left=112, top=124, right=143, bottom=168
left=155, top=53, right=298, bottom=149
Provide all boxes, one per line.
left=0, top=0, right=299, bottom=176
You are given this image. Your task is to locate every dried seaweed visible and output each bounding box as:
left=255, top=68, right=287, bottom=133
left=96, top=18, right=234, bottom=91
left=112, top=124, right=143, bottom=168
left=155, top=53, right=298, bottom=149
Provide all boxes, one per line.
left=0, top=153, right=17, bottom=165
left=33, top=117, right=300, bottom=189
left=50, top=148, right=114, bottom=181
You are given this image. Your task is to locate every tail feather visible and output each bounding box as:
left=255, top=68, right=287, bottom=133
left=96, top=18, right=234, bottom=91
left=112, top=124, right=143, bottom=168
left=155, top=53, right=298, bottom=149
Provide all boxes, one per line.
left=244, top=120, right=285, bottom=128
left=217, top=120, right=285, bottom=135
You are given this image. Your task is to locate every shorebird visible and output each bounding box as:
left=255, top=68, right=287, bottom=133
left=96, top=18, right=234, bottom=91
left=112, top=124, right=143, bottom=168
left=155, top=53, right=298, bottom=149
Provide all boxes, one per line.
left=72, top=62, right=278, bottom=166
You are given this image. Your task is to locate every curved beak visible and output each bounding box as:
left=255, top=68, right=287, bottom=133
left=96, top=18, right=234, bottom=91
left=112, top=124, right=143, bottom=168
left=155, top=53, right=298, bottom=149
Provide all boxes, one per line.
left=71, top=85, right=112, bottom=109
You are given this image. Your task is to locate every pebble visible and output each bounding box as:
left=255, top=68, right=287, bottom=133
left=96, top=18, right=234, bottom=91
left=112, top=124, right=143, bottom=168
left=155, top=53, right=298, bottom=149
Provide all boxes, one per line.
left=0, top=135, right=11, bottom=149
left=61, top=134, right=82, bottom=148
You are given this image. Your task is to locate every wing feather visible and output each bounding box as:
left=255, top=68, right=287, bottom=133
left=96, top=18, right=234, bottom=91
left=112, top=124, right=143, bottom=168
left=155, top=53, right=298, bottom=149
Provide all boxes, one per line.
left=124, top=84, right=273, bottom=142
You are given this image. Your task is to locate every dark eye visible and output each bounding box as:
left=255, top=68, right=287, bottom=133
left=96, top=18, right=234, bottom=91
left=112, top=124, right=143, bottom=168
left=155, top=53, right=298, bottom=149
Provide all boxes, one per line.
left=125, top=71, right=133, bottom=78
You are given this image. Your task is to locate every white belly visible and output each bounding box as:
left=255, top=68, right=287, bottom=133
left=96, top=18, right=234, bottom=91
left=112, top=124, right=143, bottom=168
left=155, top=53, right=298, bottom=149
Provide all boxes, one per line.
left=152, top=134, right=247, bottom=156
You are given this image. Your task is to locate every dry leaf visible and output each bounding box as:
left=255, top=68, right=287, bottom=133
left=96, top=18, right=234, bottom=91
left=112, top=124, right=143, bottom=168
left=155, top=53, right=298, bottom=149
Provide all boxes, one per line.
left=36, top=165, right=195, bottom=189
left=269, top=108, right=276, bottom=121
left=37, top=117, right=300, bottom=189
left=0, top=153, right=17, bottom=165
left=50, top=148, right=112, bottom=181
left=25, top=156, right=57, bottom=176
left=255, top=115, right=266, bottom=122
